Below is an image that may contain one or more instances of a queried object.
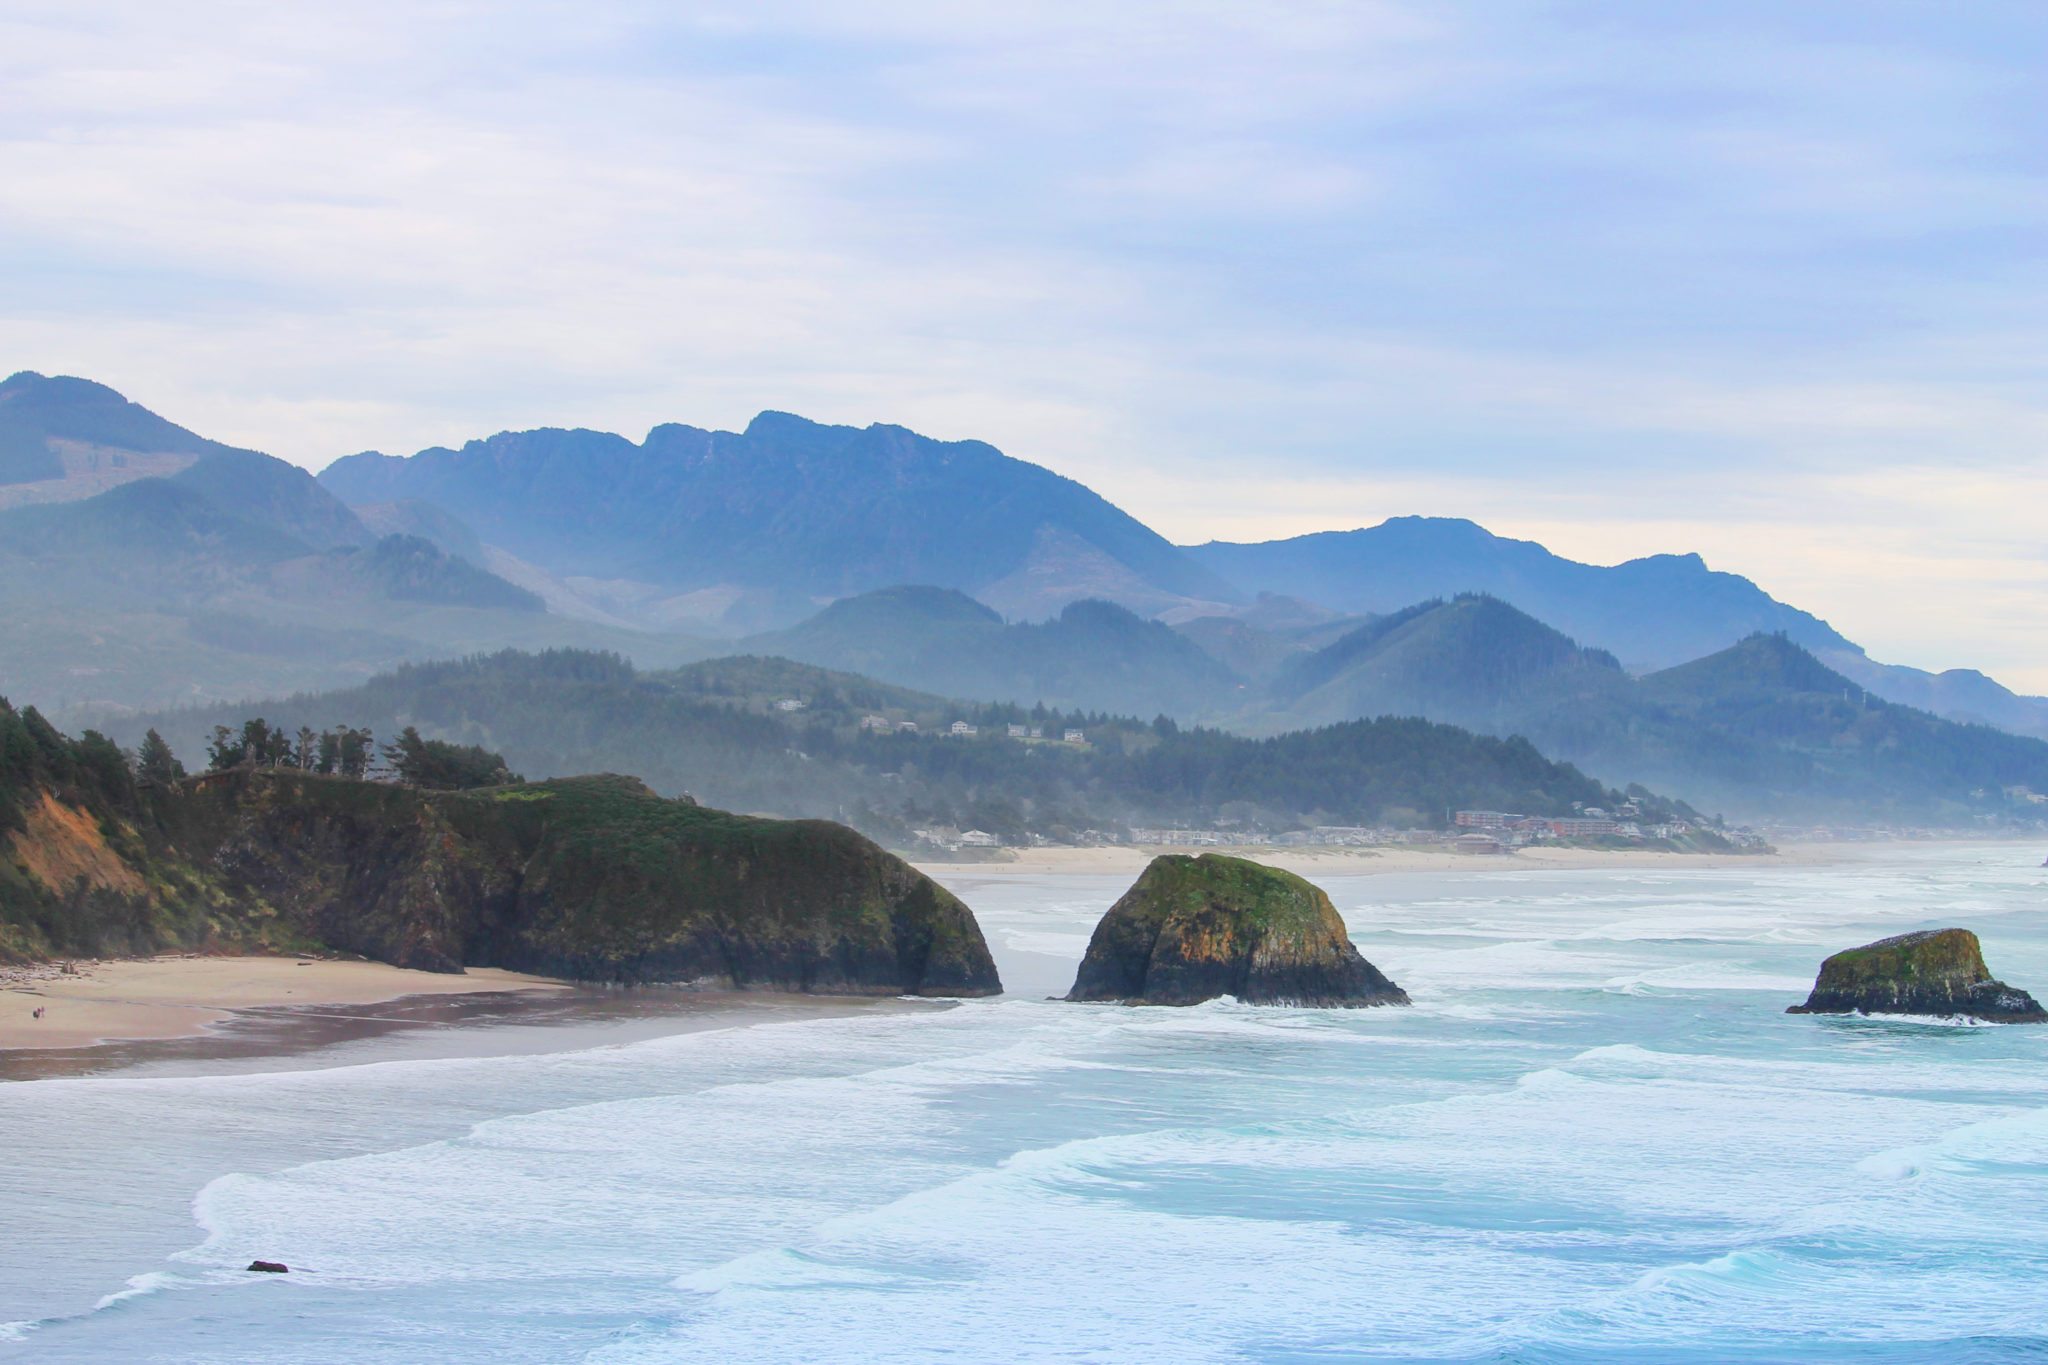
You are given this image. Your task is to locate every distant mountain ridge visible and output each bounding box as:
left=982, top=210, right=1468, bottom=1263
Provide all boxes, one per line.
left=320, top=412, right=1241, bottom=633
left=1186, top=516, right=1855, bottom=671
left=1245, top=595, right=2048, bottom=821
left=1183, top=515, right=2048, bottom=738
left=0, top=372, right=693, bottom=720
left=6, top=368, right=2046, bottom=758
left=743, top=586, right=1248, bottom=719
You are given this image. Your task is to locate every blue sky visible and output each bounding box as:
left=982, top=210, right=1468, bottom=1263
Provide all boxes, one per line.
left=3, top=2, right=2046, bottom=684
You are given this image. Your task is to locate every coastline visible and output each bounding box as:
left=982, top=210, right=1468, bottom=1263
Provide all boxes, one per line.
left=0, top=954, right=568, bottom=1052
left=916, top=840, right=1854, bottom=879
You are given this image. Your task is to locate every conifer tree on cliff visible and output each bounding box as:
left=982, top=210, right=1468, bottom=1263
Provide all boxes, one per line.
left=316, top=729, right=342, bottom=775
left=207, top=724, right=245, bottom=771
left=337, top=727, right=374, bottom=779
left=136, top=729, right=185, bottom=785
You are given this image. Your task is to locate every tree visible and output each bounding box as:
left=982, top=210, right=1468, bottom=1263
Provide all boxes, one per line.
left=384, top=725, right=518, bottom=790
left=338, top=727, right=374, bottom=780
left=207, top=724, right=245, bottom=771
left=295, top=726, right=318, bottom=771
left=316, top=729, right=342, bottom=775
left=137, top=729, right=185, bottom=785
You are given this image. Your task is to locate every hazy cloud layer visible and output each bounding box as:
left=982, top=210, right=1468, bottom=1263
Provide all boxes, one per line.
left=3, top=2, right=2045, bottom=683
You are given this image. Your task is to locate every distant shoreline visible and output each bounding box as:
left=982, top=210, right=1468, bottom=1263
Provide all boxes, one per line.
left=915, top=840, right=1917, bottom=878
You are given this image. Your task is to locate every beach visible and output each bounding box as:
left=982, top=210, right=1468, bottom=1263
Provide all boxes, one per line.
left=0, top=842, right=1868, bottom=1059
left=0, top=955, right=567, bottom=1052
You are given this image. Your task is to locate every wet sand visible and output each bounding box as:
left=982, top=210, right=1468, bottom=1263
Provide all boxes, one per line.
left=0, top=975, right=931, bottom=1082
left=0, top=955, right=568, bottom=1053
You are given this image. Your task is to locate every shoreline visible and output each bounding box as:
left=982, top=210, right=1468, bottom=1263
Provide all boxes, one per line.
left=0, top=954, right=570, bottom=1053
left=915, top=840, right=1859, bottom=878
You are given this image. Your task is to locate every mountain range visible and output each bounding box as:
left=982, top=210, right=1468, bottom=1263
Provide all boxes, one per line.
left=6, top=368, right=2047, bottom=822
left=0, top=372, right=713, bottom=716
left=318, top=412, right=1241, bottom=632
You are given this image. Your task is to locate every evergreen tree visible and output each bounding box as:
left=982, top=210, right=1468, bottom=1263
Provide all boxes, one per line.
left=137, top=729, right=185, bottom=785
left=337, top=727, right=374, bottom=779
left=207, top=724, right=245, bottom=771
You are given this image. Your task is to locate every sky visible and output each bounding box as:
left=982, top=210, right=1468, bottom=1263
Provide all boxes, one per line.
left=3, top=1, right=2047, bottom=686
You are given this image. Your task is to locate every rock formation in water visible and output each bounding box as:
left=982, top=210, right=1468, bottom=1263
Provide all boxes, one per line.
left=2, top=700, right=999, bottom=996
left=1787, top=928, right=2044, bottom=1022
left=1065, top=853, right=1408, bottom=1007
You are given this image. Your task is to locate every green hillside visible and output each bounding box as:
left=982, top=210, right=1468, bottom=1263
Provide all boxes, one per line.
left=746, top=587, right=1248, bottom=718
left=112, top=648, right=1659, bottom=849
left=0, top=693, right=999, bottom=992
left=1245, top=597, right=2048, bottom=822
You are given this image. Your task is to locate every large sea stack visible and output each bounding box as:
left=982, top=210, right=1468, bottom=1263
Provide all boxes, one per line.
left=1788, top=928, right=2044, bottom=1022
left=0, top=708, right=1000, bottom=997
left=1066, top=853, right=1408, bottom=1007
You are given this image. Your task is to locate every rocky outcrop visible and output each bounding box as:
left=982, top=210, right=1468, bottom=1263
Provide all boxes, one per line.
left=1066, top=853, right=1408, bottom=1007
left=1788, top=928, right=2045, bottom=1022
left=160, top=769, right=1002, bottom=996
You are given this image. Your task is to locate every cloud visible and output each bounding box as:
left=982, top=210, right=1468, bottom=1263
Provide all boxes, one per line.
left=1, top=0, right=2046, bottom=682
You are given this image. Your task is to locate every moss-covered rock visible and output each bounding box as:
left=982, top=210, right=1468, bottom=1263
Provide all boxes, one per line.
left=1788, top=928, right=2044, bottom=1022
left=1065, top=853, right=1408, bottom=1007
left=158, top=769, right=1001, bottom=996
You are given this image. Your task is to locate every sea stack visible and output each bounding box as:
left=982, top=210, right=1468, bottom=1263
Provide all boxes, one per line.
left=1788, top=928, right=2046, bottom=1022
left=1065, top=853, right=1409, bottom=1007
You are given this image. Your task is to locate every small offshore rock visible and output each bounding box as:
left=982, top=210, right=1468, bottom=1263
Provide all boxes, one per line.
left=1066, top=853, right=1409, bottom=1007
left=1788, top=928, right=2046, bottom=1022
left=246, top=1261, right=289, bottom=1273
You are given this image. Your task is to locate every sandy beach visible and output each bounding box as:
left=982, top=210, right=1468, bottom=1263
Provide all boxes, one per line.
left=0, top=840, right=1896, bottom=1060
left=919, top=841, right=1847, bottom=879
left=0, top=955, right=567, bottom=1051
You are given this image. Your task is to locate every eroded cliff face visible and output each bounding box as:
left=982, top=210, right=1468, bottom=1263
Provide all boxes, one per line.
left=1788, top=928, right=2044, bottom=1022
left=1066, top=853, right=1408, bottom=1007
left=145, top=769, right=1001, bottom=996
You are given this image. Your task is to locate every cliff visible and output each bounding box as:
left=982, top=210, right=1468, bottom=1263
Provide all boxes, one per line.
left=1787, top=928, right=2044, bottom=1022
left=1, top=698, right=999, bottom=995
left=1065, top=853, right=1408, bottom=1007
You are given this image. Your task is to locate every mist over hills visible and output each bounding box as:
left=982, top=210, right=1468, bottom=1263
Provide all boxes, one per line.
left=742, top=587, right=1248, bottom=719
left=1187, top=517, right=2048, bottom=739
left=1187, top=517, right=1855, bottom=671
left=0, top=372, right=712, bottom=717
left=319, top=411, right=1241, bottom=633
left=109, top=648, right=1652, bottom=847
left=1247, top=595, right=2048, bottom=821
left=4, top=368, right=2046, bottom=824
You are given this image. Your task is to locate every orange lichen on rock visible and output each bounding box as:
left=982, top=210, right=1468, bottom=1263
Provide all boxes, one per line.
left=8, top=792, right=148, bottom=898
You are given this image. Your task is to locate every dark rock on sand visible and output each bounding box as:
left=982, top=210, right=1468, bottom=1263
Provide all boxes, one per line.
left=1788, top=928, right=2046, bottom=1022
left=1066, top=853, right=1409, bottom=1007
left=246, top=1261, right=288, bottom=1273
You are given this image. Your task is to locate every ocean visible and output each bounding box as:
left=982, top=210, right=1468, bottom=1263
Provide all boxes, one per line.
left=3, top=844, right=2045, bottom=1363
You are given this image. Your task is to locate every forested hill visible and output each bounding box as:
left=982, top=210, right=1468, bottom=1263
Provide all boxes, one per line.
left=114, top=648, right=1662, bottom=849
left=1227, top=596, right=2048, bottom=824
left=0, top=693, right=1000, bottom=992
left=744, top=587, right=1248, bottom=718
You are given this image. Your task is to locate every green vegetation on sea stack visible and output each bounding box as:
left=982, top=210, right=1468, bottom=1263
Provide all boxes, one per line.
left=1788, top=929, right=2045, bottom=1022
left=1066, top=854, right=1409, bottom=1007
left=0, top=695, right=999, bottom=994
